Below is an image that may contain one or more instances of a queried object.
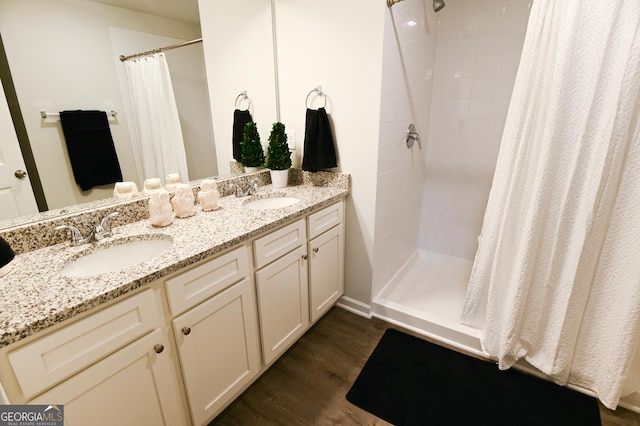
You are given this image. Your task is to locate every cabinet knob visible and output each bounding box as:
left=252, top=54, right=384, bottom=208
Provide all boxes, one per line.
left=313, top=247, right=319, bottom=253
left=154, top=344, right=164, bottom=354
left=14, top=170, right=27, bottom=179
left=182, top=326, right=192, bottom=335
left=301, top=254, right=308, bottom=260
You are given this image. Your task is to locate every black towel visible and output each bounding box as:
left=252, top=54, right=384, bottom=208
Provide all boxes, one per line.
left=232, top=109, right=253, bottom=162
left=59, top=110, right=122, bottom=191
left=0, top=237, right=15, bottom=268
left=302, top=107, right=337, bottom=172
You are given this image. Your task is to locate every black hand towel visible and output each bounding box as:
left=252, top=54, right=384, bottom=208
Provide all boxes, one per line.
left=0, top=236, right=15, bottom=268
left=232, top=109, right=253, bottom=162
left=59, top=110, right=123, bottom=191
left=302, top=107, right=337, bottom=172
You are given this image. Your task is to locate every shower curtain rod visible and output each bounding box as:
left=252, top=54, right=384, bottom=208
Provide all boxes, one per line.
left=119, top=37, right=202, bottom=62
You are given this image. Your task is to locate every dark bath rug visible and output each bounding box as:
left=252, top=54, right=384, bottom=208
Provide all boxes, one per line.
left=346, top=328, right=600, bottom=426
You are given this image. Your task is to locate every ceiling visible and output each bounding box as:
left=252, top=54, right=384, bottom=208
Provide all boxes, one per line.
left=88, top=0, right=200, bottom=24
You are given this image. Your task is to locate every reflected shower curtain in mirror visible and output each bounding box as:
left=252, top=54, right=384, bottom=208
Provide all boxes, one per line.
left=124, top=52, right=189, bottom=185
left=461, top=0, right=640, bottom=409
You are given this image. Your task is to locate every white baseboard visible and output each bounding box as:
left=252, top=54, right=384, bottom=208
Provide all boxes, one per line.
left=336, top=296, right=371, bottom=319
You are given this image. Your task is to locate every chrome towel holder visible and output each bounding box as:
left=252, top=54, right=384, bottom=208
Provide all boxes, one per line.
left=235, top=90, right=252, bottom=111
left=305, top=86, right=327, bottom=109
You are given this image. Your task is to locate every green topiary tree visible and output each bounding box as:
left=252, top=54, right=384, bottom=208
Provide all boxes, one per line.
left=240, top=122, right=265, bottom=168
left=266, top=122, right=292, bottom=170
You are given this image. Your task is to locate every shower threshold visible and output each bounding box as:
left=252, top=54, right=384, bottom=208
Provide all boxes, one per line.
left=372, top=250, right=484, bottom=357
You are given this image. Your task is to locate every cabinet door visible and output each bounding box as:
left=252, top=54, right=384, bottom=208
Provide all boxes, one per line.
left=309, top=223, right=344, bottom=323
left=172, top=278, right=260, bottom=425
left=30, top=329, right=187, bottom=426
left=255, top=245, right=309, bottom=365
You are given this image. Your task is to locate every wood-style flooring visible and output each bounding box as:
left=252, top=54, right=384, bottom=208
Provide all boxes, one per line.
left=210, top=307, right=640, bottom=426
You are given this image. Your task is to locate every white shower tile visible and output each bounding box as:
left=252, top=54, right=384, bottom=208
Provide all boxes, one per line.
left=445, top=98, right=470, bottom=118
left=471, top=77, right=495, bottom=98
left=474, top=54, right=501, bottom=76
left=487, top=117, right=507, bottom=139
left=445, top=77, right=473, bottom=99
left=468, top=99, right=493, bottom=119
left=464, top=118, right=489, bottom=139
left=490, top=97, right=511, bottom=121
left=493, top=75, right=517, bottom=97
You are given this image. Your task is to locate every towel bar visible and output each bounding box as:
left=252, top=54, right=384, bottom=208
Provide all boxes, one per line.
left=40, top=110, right=117, bottom=119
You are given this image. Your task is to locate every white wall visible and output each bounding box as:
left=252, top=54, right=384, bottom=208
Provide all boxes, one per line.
left=0, top=0, right=203, bottom=209
left=420, top=0, right=531, bottom=260
left=372, top=0, right=439, bottom=298
left=199, top=0, right=278, bottom=176
left=273, top=0, right=386, bottom=308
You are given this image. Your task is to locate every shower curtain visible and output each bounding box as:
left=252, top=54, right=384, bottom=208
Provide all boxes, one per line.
left=124, top=52, right=189, bottom=185
left=461, top=0, right=640, bottom=409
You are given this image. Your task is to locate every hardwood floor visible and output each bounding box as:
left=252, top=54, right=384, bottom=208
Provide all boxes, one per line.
left=210, top=307, right=640, bottom=426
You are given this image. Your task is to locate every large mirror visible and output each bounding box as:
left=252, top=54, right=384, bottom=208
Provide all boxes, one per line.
left=0, top=0, right=278, bottom=229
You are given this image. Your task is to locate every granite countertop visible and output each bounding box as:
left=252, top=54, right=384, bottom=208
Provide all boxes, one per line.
left=0, top=184, right=348, bottom=348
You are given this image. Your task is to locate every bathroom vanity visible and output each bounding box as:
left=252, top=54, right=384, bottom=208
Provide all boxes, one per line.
left=0, top=174, right=348, bottom=425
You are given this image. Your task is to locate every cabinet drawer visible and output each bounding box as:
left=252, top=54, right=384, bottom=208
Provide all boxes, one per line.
left=307, top=201, right=343, bottom=240
left=165, top=245, right=250, bottom=316
left=8, top=289, right=160, bottom=399
left=254, top=219, right=306, bottom=269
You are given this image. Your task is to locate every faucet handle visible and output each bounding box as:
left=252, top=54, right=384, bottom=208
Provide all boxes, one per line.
left=95, top=211, right=119, bottom=240
left=55, top=225, right=93, bottom=246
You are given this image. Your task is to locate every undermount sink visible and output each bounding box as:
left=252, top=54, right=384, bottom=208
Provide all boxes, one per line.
left=60, top=236, right=173, bottom=278
left=244, top=196, right=301, bottom=210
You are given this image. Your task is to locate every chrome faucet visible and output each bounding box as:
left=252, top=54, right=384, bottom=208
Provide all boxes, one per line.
left=56, top=211, right=119, bottom=246
left=233, top=180, right=259, bottom=198
left=55, top=225, right=94, bottom=246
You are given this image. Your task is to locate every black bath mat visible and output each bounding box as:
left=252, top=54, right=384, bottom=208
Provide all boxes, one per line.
left=346, top=329, right=600, bottom=426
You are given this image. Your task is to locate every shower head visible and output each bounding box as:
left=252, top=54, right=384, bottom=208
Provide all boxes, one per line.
left=433, top=0, right=445, bottom=12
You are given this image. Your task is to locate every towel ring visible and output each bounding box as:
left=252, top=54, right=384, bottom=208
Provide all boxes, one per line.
left=305, top=86, right=327, bottom=109
left=235, top=91, right=252, bottom=111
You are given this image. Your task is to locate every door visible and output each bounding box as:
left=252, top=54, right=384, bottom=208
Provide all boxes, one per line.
left=255, top=245, right=309, bottom=365
left=0, top=86, right=37, bottom=219
left=308, top=223, right=344, bottom=323
left=172, top=278, right=260, bottom=425
left=30, top=329, right=188, bottom=426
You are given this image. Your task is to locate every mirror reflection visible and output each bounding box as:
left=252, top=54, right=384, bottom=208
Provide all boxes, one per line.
left=0, top=0, right=277, bottom=229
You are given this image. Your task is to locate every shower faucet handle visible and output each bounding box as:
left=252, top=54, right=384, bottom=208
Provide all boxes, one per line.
left=406, top=123, right=422, bottom=150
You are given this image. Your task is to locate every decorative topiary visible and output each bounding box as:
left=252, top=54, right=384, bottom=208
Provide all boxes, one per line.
left=266, top=122, right=292, bottom=170
left=240, top=122, right=265, bottom=168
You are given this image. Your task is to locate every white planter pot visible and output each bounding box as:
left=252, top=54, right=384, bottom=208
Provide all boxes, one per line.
left=270, top=169, right=289, bottom=188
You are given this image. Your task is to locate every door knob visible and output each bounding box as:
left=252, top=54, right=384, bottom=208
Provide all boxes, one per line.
left=14, top=170, right=27, bottom=179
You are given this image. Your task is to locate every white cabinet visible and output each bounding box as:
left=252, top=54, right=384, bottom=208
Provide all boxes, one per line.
left=308, top=223, right=344, bottom=322
left=30, top=329, right=186, bottom=426
left=307, top=202, right=345, bottom=323
left=255, top=245, right=309, bottom=365
left=0, top=197, right=346, bottom=426
left=166, top=247, right=260, bottom=425
left=253, top=220, right=308, bottom=365
left=9, top=289, right=187, bottom=425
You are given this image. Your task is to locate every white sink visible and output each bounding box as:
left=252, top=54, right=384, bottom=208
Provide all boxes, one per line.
left=244, top=196, right=301, bottom=210
left=60, top=236, right=173, bottom=278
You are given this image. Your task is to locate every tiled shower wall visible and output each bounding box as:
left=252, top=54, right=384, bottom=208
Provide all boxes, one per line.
left=372, top=0, right=438, bottom=297
left=420, top=0, right=531, bottom=260
left=373, top=0, right=530, bottom=296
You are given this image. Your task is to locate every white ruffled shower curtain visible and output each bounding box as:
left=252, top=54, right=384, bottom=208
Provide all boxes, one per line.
left=461, top=0, right=640, bottom=409
left=124, top=52, right=189, bottom=185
